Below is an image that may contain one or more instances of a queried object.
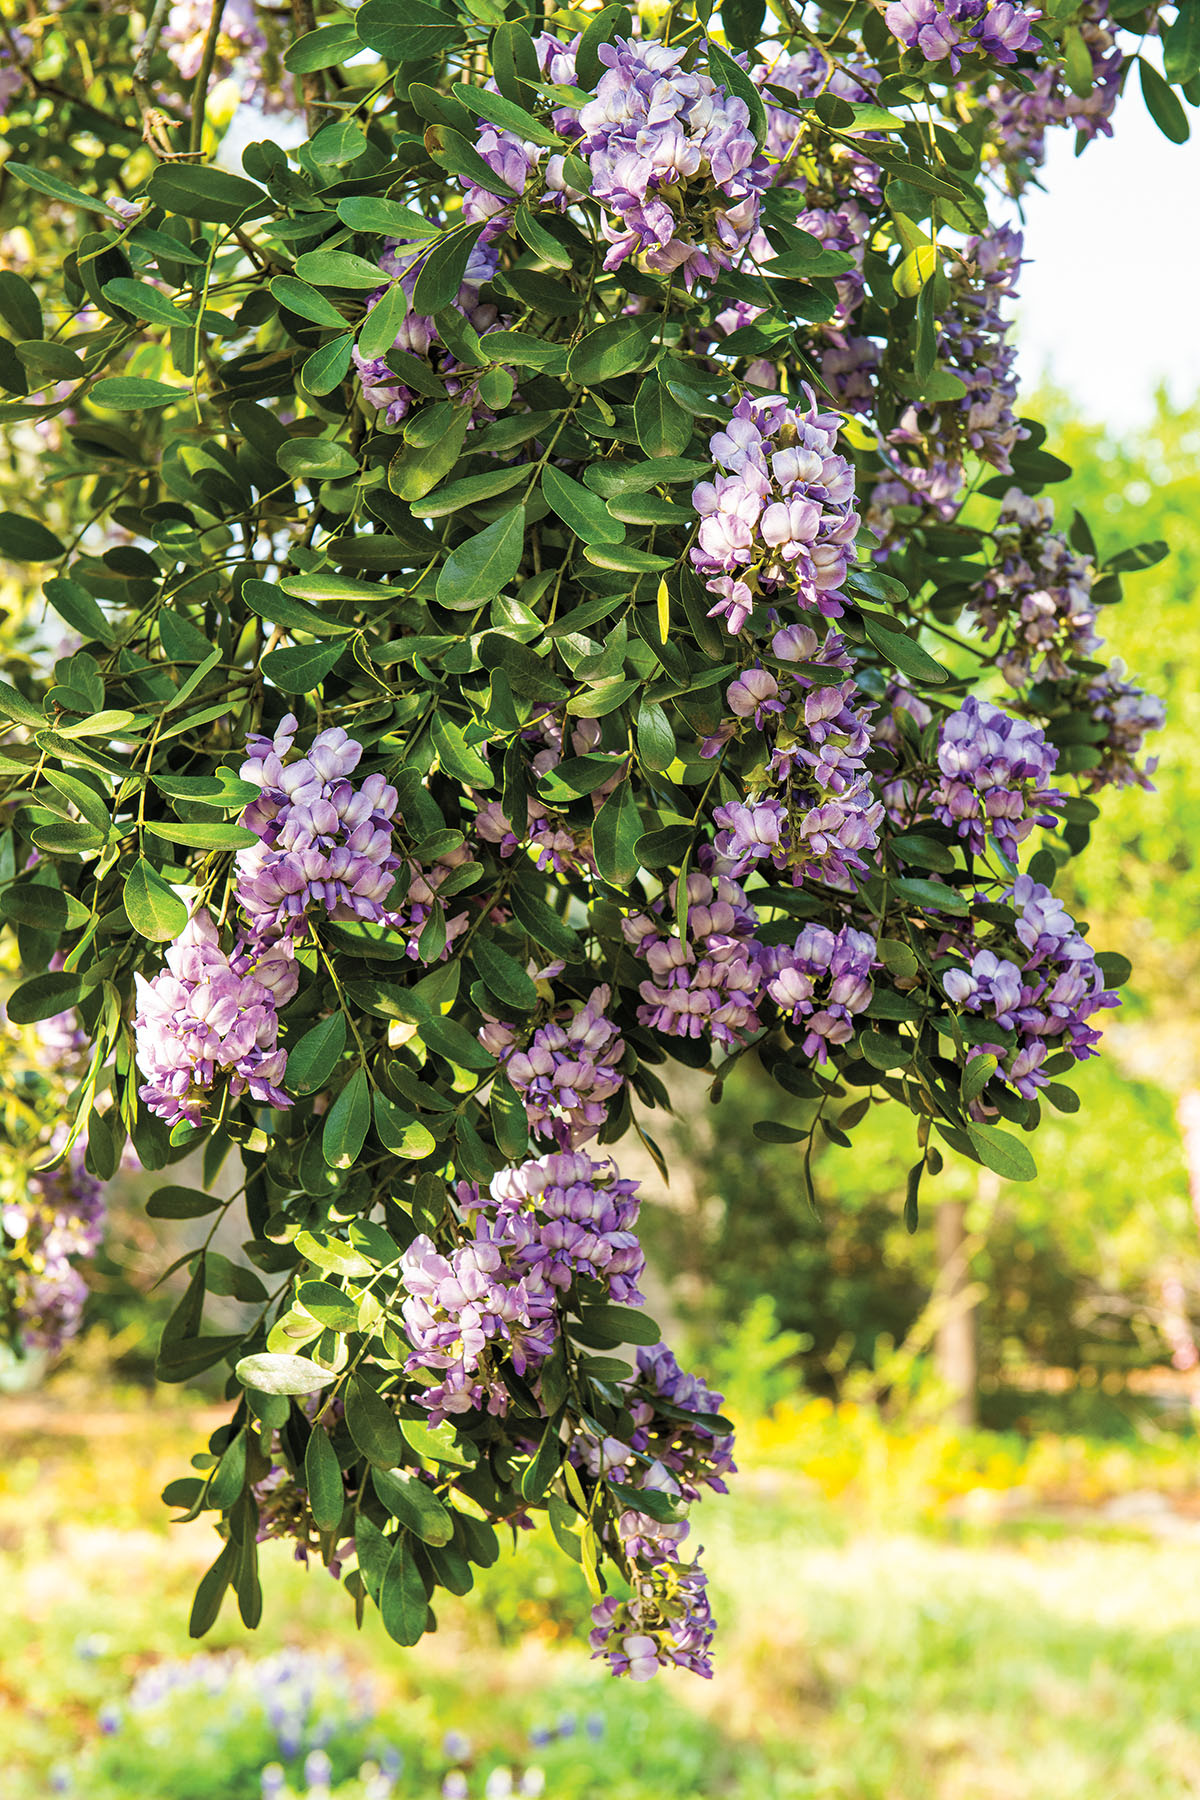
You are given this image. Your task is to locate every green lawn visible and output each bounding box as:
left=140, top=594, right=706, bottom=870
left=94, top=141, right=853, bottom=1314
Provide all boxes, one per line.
left=6, top=1396, right=1200, bottom=1800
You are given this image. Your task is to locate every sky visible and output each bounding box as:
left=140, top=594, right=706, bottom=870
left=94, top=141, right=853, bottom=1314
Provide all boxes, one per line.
left=1012, top=90, right=1200, bottom=429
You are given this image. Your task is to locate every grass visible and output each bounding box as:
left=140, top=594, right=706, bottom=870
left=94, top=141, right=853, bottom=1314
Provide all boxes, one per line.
left=6, top=1388, right=1200, bottom=1799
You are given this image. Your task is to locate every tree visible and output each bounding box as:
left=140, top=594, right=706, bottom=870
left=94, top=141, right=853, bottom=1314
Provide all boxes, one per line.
left=0, top=0, right=1187, bottom=1680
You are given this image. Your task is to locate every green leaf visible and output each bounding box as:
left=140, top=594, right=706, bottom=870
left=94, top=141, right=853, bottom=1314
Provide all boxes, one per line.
left=0, top=882, right=89, bottom=932
left=143, top=820, right=258, bottom=850
left=336, top=196, right=441, bottom=236
left=435, top=506, right=525, bottom=609
left=893, top=242, right=938, bottom=298
left=634, top=376, right=692, bottom=458
left=583, top=542, right=673, bottom=573
left=472, top=936, right=538, bottom=1010
left=593, top=780, right=642, bottom=888
left=373, top=1093, right=436, bottom=1158
left=305, top=1427, right=345, bottom=1532
left=0, top=680, right=44, bottom=727
left=285, top=20, right=361, bottom=70
left=355, top=0, right=462, bottom=61
left=416, top=465, right=527, bottom=518
left=966, top=1121, right=1037, bottom=1182
left=147, top=162, right=270, bottom=225
left=300, top=333, right=355, bottom=397
left=636, top=701, right=675, bottom=773
left=124, top=857, right=188, bottom=942
left=358, top=282, right=409, bottom=361
left=412, top=226, right=486, bottom=314
left=509, top=883, right=584, bottom=962
left=379, top=1535, right=429, bottom=1646
left=894, top=877, right=969, bottom=915
left=521, top=1416, right=563, bottom=1503
left=91, top=377, right=183, bottom=411
left=297, top=1280, right=360, bottom=1331
left=1164, top=3, right=1200, bottom=84
left=188, top=1543, right=235, bottom=1638
left=451, top=81, right=560, bottom=145
left=270, top=275, right=349, bottom=327
left=322, top=1067, right=371, bottom=1170
left=1140, top=56, right=1190, bottom=142
left=353, top=1513, right=391, bottom=1605
left=542, top=466, right=624, bottom=544
left=294, top=249, right=389, bottom=290
left=707, top=39, right=767, bottom=146
left=400, top=1416, right=479, bottom=1467
left=567, top=317, right=659, bottom=386
left=372, top=1466, right=455, bottom=1544
left=6, top=970, right=85, bottom=1024
left=43, top=576, right=114, bottom=646
left=261, top=641, right=347, bottom=693
left=0, top=512, right=63, bottom=561
left=576, top=4, right=633, bottom=85
left=287, top=1012, right=348, bottom=1094
left=345, top=1371, right=404, bottom=1467
left=276, top=439, right=359, bottom=481
left=146, top=1185, right=221, bottom=1219
left=235, top=1352, right=328, bottom=1395
left=420, top=1011, right=496, bottom=1072
left=576, top=1302, right=662, bottom=1347
left=0, top=272, right=42, bottom=341
left=860, top=616, right=948, bottom=684
left=430, top=712, right=492, bottom=784
left=512, top=204, right=574, bottom=271
left=241, top=576, right=357, bottom=638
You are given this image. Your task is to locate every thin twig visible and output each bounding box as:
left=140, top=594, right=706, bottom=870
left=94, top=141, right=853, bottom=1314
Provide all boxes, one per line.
left=132, top=0, right=183, bottom=159
left=290, top=0, right=327, bottom=133
left=188, top=0, right=229, bottom=159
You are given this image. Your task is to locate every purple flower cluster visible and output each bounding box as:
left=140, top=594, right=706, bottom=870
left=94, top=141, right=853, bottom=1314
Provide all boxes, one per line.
left=589, top=1560, right=716, bottom=1680
left=938, top=227, right=1026, bottom=473
left=161, top=0, right=295, bottom=112
left=456, top=32, right=584, bottom=241
left=942, top=874, right=1120, bottom=1098
left=576, top=38, right=770, bottom=286
left=133, top=910, right=296, bottom=1126
left=480, top=985, right=626, bottom=1149
left=236, top=716, right=401, bottom=948
left=1, top=1136, right=104, bottom=1352
left=866, top=457, right=964, bottom=555
left=1080, top=661, right=1165, bottom=792
left=352, top=240, right=503, bottom=427
left=475, top=796, right=591, bottom=877
left=401, top=1154, right=644, bottom=1420
left=969, top=488, right=1101, bottom=686
left=715, top=626, right=885, bottom=891
left=691, top=391, right=860, bottom=634
left=983, top=5, right=1122, bottom=190
left=934, top=696, right=1063, bottom=861
left=885, top=0, right=1039, bottom=68
left=761, top=923, right=877, bottom=1063
left=626, top=1342, right=737, bottom=1502
left=623, top=851, right=764, bottom=1049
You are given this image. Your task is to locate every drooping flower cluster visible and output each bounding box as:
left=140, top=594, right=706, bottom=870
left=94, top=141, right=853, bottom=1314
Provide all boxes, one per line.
left=884, top=0, right=1039, bottom=68
left=236, top=716, right=402, bottom=947
left=1080, top=661, right=1166, bottom=791
left=589, top=1560, right=716, bottom=1680
left=625, top=1342, right=737, bottom=1502
left=969, top=488, right=1101, bottom=686
left=933, top=696, right=1064, bottom=860
left=939, top=226, right=1026, bottom=472
left=1, top=1138, right=104, bottom=1352
left=714, top=626, right=885, bottom=891
left=133, top=911, right=296, bottom=1126
left=623, top=852, right=764, bottom=1049
left=160, top=0, right=295, bottom=111
left=352, top=240, right=503, bottom=427
left=691, top=391, right=860, bottom=634
left=982, top=3, right=1123, bottom=191
left=761, top=923, right=877, bottom=1063
left=480, top=985, right=626, bottom=1149
left=576, top=38, right=770, bottom=285
left=942, top=874, right=1120, bottom=1098
left=400, top=1155, right=644, bottom=1420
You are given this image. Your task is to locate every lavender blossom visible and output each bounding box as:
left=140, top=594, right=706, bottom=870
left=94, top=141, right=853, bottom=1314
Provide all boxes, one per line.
left=691, top=390, right=861, bottom=632
left=969, top=488, right=1101, bottom=686
left=941, top=873, right=1120, bottom=1098
left=236, top=716, right=401, bottom=947
left=933, top=696, right=1063, bottom=860
left=2, top=1136, right=104, bottom=1352
left=133, top=911, right=296, bottom=1127
left=762, top=922, right=877, bottom=1062
left=626, top=1342, right=737, bottom=1501
left=983, top=2, right=1122, bottom=191
left=589, top=1560, right=716, bottom=1679
left=576, top=38, right=770, bottom=286
left=884, top=0, right=1040, bottom=70
left=1080, top=662, right=1165, bottom=791
left=623, top=850, right=765, bottom=1049
left=481, top=985, right=626, bottom=1149
left=352, top=241, right=503, bottom=427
